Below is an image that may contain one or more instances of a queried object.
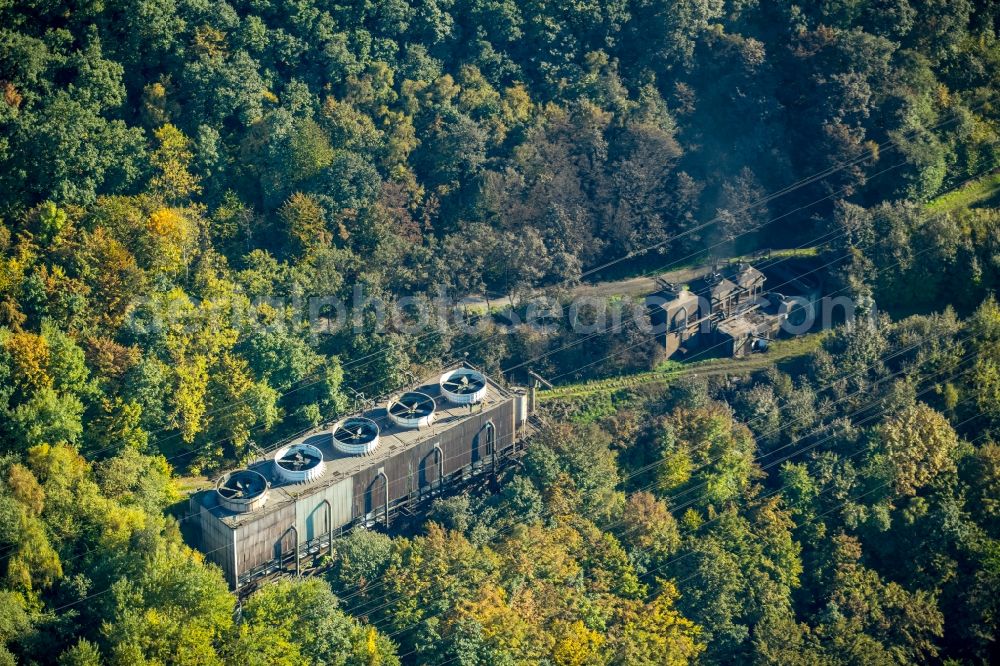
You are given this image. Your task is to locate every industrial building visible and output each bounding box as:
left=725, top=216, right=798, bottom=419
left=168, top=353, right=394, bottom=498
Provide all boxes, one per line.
left=646, top=259, right=821, bottom=359
left=188, top=364, right=535, bottom=590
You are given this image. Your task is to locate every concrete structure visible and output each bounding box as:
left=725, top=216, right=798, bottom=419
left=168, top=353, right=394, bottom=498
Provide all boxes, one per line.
left=646, top=260, right=812, bottom=359
left=188, top=363, right=534, bottom=590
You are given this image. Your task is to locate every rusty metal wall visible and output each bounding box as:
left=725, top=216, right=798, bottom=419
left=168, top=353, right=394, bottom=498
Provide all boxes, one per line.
left=294, top=476, right=353, bottom=541
left=234, top=501, right=296, bottom=580
left=351, top=397, right=516, bottom=520
left=198, top=393, right=522, bottom=586
left=198, top=502, right=236, bottom=587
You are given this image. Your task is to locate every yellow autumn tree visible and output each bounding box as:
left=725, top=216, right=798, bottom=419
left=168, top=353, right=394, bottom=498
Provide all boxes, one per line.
left=82, top=226, right=146, bottom=329
left=2, top=330, right=52, bottom=398
left=280, top=192, right=329, bottom=257
left=173, top=355, right=209, bottom=445
left=149, top=123, right=201, bottom=203
left=613, top=581, right=704, bottom=665
left=453, top=584, right=549, bottom=663
left=143, top=288, right=241, bottom=448
left=502, top=83, right=534, bottom=128
left=878, top=402, right=959, bottom=495
left=4, top=461, right=62, bottom=592
left=207, top=353, right=278, bottom=459
left=3, top=448, right=83, bottom=593
left=551, top=619, right=605, bottom=666
left=147, top=207, right=198, bottom=275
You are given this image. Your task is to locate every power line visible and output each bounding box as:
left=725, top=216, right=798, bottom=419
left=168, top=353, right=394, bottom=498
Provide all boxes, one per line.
left=121, top=99, right=997, bottom=454
left=19, top=98, right=996, bottom=640
left=341, top=337, right=983, bottom=624
left=92, top=157, right=997, bottom=471
left=32, top=190, right=986, bottom=613
left=387, top=370, right=984, bottom=663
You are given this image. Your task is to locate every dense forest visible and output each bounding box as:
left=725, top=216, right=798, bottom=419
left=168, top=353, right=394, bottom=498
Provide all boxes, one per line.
left=1, top=0, right=1000, bottom=663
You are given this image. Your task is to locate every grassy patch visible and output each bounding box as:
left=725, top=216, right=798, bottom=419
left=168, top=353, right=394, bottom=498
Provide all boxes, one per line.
left=767, top=247, right=820, bottom=258
left=927, top=171, right=1000, bottom=214
left=584, top=247, right=821, bottom=286
left=586, top=250, right=709, bottom=282
left=560, top=390, right=633, bottom=424
left=540, top=329, right=831, bottom=403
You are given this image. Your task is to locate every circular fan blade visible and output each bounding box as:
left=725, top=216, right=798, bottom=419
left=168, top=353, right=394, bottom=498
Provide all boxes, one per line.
left=334, top=419, right=379, bottom=445
left=279, top=450, right=319, bottom=470
left=217, top=470, right=268, bottom=507
left=389, top=392, right=435, bottom=422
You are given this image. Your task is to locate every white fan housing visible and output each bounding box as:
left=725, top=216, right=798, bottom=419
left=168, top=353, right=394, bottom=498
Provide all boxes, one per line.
left=272, top=443, right=326, bottom=483
left=332, top=417, right=382, bottom=455
left=216, top=469, right=270, bottom=513
left=387, top=391, right=436, bottom=429
left=439, top=368, right=488, bottom=405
